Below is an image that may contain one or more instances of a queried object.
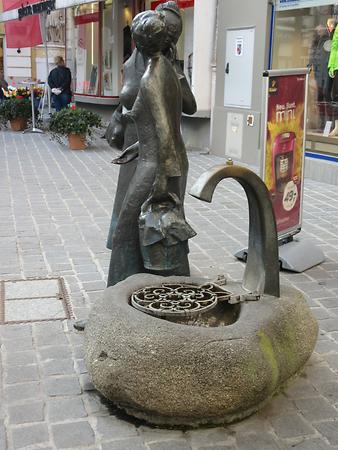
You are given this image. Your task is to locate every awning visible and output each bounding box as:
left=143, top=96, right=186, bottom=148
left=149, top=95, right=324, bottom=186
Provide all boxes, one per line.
left=0, top=0, right=100, bottom=23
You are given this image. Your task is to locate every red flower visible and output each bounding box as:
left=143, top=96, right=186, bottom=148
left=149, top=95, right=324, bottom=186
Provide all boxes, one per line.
left=70, top=104, right=76, bottom=110
left=16, top=95, right=24, bottom=99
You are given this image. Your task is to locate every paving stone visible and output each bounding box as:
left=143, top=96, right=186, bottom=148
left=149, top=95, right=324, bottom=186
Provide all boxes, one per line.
left=11, top=423, right=49, bottom=449
left=41, top=359, right=75, bottom=376
left=294, top=396, right=338, bottom=421
left=0, top=324, right=32, bottom=340
left=96, top=416, right=138, bottom=440
left=270, top=413, right=316, bottom=438
left=4, top=382, right=42, bottom=404
left=315, top=340, right=338, bottom=354
left=2, top=338, right=33, bottom=352
left=314, top=421, right=338, bottom=445
left=5, top=279, right=59, bottom=299
left=5, top=364, right=40, bottom=384
left=47, top=397, right=87, bottom=422
left=38, top=345, right=72, bottom=361
left=101, top=437, right=148, bottom=450
left=284, top=379, right=317, bottom=399
left=51, top=421, right=95, bottom=448
left=44, top=376, right=81, bottom=397
left=316, top=382, right=338, bottom=403
left=236, top=433, right=280, bottom=450
left=197, top=446, right=237, bottom=450
left=5, top=298, right=66, bottom=322
left=79, top=373, right=95, bottom=391
left=147, top=441, right=192, bottom=450
left=35, top=331, right=68, bottom=347
left=288, top=438, right=330, bottom=449
left=0, top=422, right=7, bottom=450
left=5, top=351, right=37, bottom=366
left=326, top=354, right=338, bottom=370
left=320, top=319, right=338, bottom=332
left=8, top=401, right=45, bottom=424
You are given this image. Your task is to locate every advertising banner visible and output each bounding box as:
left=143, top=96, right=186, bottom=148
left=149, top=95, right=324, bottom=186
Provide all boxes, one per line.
left=3, top=0, right=42, bottom=48
left=262, top=69, right=309, bottom=238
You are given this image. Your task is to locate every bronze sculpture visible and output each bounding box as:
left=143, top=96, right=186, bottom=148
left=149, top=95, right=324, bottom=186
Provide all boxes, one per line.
left=107, top=9, right=196, bottom=287
left=106, top=1, right=196, bottom=251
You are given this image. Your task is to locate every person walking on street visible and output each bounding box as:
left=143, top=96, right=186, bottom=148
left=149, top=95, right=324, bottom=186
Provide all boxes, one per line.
left=0, top=71, right=8, bottom=102
left=48, top=56, right=72, bottom=111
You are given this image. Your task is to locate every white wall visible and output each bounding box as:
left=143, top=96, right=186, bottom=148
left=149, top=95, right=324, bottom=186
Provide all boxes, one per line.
left=4, top=45, right=32, bottom=81
left=191, top=0, right=217, bottom=115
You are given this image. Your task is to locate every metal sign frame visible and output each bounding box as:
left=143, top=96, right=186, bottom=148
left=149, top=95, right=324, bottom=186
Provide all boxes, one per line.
left=260, top=68, right=310, bottom=241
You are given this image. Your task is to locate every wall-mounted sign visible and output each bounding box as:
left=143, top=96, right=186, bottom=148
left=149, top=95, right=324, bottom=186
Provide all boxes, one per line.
left=276, top=0, right=333, bottom=11
left=235, top=37, right=243, bottom=56
left=18, top=0, right=56, bottom=19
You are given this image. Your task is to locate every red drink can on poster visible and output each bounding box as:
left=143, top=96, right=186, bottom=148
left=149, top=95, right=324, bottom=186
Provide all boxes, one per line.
left=262, top=70, right=309, bottom=238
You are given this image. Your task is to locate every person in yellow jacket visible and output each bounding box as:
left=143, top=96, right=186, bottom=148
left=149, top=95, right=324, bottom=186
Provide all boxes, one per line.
left=328, top=21, right=338, bottom=101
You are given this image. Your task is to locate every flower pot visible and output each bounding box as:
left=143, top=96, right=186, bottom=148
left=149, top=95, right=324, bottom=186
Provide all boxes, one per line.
left=68, top=133, right=86, bottom=150
left=10, top=117, right=27, bottom=131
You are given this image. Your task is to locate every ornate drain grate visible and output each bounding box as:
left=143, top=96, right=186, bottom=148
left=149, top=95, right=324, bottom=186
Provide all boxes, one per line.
left=131, top=283, right=232, bottom=318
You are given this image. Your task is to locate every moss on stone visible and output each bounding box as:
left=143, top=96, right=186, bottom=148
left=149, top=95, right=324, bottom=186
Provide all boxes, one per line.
left=257, top=329, right=279, bottom=389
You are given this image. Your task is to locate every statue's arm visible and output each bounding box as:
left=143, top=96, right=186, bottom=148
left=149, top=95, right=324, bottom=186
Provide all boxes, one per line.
left=112, top=141, right=139, bottom=164
left=142, top=77, right=180, bottom=199
left=174, top=61, right=197, bottom=115
left=105, top=104, right=124, bottom=149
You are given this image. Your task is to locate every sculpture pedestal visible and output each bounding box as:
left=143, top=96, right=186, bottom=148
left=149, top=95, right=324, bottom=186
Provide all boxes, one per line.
left=85, top=273, right=318, bottom=427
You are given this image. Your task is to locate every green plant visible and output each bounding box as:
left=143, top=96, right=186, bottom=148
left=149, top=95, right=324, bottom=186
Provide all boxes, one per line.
left=49, top=107, right=102, bottom=139
left=0, top=97, right=32, bottom=124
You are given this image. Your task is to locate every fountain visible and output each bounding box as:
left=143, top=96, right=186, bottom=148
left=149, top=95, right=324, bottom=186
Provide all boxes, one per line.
left=84, top=8, right=317, bottom=428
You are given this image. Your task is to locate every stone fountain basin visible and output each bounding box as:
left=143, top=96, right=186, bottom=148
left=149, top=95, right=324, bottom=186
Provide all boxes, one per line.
left=84, top=274, right=318, bottom=427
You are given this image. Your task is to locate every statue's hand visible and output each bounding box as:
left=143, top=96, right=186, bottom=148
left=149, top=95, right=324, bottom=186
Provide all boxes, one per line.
left=151, top=173, right=168, bottom=201
left=122, top=111, right=134, bottom=123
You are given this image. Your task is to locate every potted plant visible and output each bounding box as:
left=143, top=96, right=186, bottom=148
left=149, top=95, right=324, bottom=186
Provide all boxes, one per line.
left=0, top=97, right=32, bottom=131
left=48, top=106, right=102, bottom=150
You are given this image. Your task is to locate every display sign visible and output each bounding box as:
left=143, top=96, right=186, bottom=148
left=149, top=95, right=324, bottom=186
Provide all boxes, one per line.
left=276, top=0, right=333, bottom=11
left=261, top=69, right=309, bottom=238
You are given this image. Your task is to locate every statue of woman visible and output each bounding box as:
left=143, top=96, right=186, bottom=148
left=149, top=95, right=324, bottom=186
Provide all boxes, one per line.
left=107, top=10, right=195, bottom=287
left=106, top=1, right=196, bottom=251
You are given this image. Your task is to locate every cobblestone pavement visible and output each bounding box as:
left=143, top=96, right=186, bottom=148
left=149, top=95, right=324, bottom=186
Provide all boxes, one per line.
left=1, top=129, right=338, bottom=450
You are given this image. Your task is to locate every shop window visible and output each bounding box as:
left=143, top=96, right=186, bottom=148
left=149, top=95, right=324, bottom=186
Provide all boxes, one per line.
left=67, top=0, right=122, bottom=98
left=273, top=5, right=338, bottom=144
left=73, top=2, right=100, bottom=95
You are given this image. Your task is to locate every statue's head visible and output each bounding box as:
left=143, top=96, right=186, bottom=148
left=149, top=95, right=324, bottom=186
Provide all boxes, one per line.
left=131, top=11, right=166, bottom=57
left=156, top=1, right=182, bottom=47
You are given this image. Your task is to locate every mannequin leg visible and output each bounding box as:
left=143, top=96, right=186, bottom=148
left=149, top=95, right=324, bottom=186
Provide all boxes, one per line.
left=329, top=119, right=338, bottom=136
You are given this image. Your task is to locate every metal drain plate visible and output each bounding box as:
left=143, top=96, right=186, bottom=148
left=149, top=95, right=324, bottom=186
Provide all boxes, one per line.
left=0, top=277, right=73, bottom=324
left=131, top=283, right=231, bottom=318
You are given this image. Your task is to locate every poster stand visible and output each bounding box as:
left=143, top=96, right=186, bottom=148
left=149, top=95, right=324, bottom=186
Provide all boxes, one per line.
left=235, top=68, right=324, bottom=273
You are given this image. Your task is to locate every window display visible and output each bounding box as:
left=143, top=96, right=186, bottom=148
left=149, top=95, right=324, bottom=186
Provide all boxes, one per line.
left=73, top=2, right=100, bottom=95
left=67, top=0, right=121, bottom=99
left=273, top=5, right=338, bottom=144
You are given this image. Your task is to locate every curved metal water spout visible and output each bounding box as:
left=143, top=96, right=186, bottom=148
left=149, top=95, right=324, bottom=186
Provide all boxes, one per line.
left=189, top=163, right=280, bottom=298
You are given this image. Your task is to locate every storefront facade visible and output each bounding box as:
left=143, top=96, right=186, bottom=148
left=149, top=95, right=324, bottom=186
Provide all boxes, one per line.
left=211, top=0, right=338, bottom=184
